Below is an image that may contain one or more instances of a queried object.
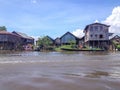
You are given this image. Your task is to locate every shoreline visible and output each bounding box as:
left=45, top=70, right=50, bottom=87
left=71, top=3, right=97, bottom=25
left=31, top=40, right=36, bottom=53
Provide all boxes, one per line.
left=61, top=48, right=104, bottom=51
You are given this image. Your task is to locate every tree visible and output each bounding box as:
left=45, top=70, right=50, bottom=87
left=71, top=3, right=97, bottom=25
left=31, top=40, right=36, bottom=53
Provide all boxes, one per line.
left=0, top=26, right=7, bottom=31
left=69, top=40, right=76, bottom=48
left=37, top=36, right=53, bottom=50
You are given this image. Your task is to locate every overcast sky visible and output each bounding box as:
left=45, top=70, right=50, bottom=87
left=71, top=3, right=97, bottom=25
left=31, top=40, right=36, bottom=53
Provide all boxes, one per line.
left=0, top=0, right=120, bottom=39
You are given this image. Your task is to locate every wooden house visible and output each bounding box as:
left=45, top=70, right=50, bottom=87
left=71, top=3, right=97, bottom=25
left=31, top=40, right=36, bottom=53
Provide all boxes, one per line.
left=78, top=36, right=85, bottom=48
left=12, top=31, right=34, bottom=50
left=0, top=31, right=21, bottom=50
left=83, top=23, right=111, bottom=49
left=110, top=35, right=120, bottom=44
left=60, top=32, right=80, bottom=45
left=109, top=35, right=120, bottom=50
left=55, top=37, right=61, bottom=46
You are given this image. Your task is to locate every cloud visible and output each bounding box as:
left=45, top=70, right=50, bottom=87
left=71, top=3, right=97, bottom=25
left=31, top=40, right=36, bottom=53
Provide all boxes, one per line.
left=103, top=6, right=120, bottom=35
left=72, top=6, right=120, bottom=39
left=72, top=29, right=84, bottom=38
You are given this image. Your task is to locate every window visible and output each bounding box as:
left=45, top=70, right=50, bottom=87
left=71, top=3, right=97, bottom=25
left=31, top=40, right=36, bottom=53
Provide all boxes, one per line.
left=94, top=26, right=98, bottom=31
left=90, top=34, right=93, bottom=37
left=104, top=29, right=108, bottom=33
left=100, top=26, right=103, bottom=30
left=99, top=34, right=103, bottom=38
left=90, top=26, right=93, bottom=31
left=95, top=34, right=97, bottom=38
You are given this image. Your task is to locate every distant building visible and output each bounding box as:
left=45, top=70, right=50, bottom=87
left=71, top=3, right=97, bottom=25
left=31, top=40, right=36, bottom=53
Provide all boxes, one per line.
left=12, top=31, right=34, bottom=50
left=60, top=32, right=80, bottom=45
left=110, top=35, right=120, bottom=44
left=109, top=35, right=120, bottom=50
left=0, top=31, right=21, bottom=50
left=83, top=23, right=111, bottom=49
left=54, top=37, right=61, bottom=46
left=78, top=36, right=85, bottom=48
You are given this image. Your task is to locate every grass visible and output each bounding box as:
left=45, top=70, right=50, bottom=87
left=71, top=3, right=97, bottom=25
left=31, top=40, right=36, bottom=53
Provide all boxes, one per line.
left=55, top=45, right=75, bottom=51
left=61, top=45, right=74, bottom=49
left=55, top=45, right=103, bottom=52
left=54, top=47, right=61, bottom=52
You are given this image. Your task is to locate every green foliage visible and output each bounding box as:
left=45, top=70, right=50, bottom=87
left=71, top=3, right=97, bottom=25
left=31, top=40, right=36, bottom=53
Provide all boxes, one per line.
left=69, top=40, right=76, bottom=45
left=55, top=47, right=61, bottom=51
left=69, top=40, right=76, bottom=48
left=112, top=41, right=117, bottom=46
left=0, top=26, right=7, bottom=31
left=37, top=36, right=53, bottom=48
left=55, top=45, right=76, bottom=52
left=61, top=45, right=72, bottom=49
left=117, top=45, right=120, bottom=50
left=112, top=41, right=120, bottom=50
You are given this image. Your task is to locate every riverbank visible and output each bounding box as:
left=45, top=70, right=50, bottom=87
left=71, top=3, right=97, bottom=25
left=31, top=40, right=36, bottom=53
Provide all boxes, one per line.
left=61, top=48, right=104, bottom=51
left=55, top=45, right=104, bottom=52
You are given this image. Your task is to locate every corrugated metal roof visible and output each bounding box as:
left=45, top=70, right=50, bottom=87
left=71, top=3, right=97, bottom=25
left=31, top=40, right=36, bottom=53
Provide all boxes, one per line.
left=0, top=31, right=19, bottom=37
left=0, top=31, right=12, bottom=34
left=60, top=31, right=80, bottom=40
left=12, top=31, right=34, bottom=39
left=84, top=23, right=110, bottom=32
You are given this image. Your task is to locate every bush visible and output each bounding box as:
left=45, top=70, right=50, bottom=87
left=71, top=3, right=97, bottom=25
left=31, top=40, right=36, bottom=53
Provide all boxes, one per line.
left=117, top=45, right=120, bottom=50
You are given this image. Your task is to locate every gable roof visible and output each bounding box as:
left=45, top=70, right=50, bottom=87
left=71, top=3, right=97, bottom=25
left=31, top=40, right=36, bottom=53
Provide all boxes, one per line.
left=55, top=37, right=60, bottom=40
left=84, top=23, right=110, bottom=32
left=109, top=33, right=114, bottom=36
left=46, top=35, right=54, bottom=42
left=79, top=36, right=84, bottom=40
left=12, top=31, right=34, bottom=40
left=0, top=31, right=20, bottom=37
left=111, top=35, right=120, bottom=40
left=0, top=31, right=12, bottom=35
left=60, top=31, right=80, bottom=40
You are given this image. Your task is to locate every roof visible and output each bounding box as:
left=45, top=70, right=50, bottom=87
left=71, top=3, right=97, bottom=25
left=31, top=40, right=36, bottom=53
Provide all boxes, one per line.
left=60, top=32, right=80, bottom=40
left=79, top=36, right=84, bottom=40
left=12, top=31, right=34, bottom=39
left=46, top=35, right=54, bottom=41
left=0, top=31, right=13, bottom=35
left=84, top=23, right=110, bottom=32
left=109, top=33, right=114, bottom=36
left=55, top=37, right=60, bottom=40
left=110, top=35, right=120, bottom=40
left=0, top=31, right=20, bottom=37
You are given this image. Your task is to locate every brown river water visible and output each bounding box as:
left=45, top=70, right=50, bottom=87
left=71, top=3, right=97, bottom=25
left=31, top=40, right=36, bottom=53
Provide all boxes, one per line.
left=0, top=51, right=120, bottom=90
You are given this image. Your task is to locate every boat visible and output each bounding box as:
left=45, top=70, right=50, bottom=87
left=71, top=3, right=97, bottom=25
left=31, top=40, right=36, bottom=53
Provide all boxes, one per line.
left=61, top=48, right=104, bottom=51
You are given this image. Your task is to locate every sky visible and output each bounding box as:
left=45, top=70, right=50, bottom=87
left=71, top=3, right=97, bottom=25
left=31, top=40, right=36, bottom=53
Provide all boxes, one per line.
left=0, top=0, right=120, bottom=40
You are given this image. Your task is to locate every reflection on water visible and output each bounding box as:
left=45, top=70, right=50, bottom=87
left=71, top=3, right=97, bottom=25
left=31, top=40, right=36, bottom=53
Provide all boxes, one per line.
left=0, top=51, right=120, bottom=90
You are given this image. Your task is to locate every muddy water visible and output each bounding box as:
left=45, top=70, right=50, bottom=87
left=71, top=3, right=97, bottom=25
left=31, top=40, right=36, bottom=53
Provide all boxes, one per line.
left=0, top=51, right=120, bottom=90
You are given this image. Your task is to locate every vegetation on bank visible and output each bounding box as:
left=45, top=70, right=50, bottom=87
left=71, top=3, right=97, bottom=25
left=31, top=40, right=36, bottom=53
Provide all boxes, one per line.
left=116, top=45, right=120, bottom=50
left=55, top=45, right=75, bottom=51
left=55, top=45, right=103, bottom=51
left=112, top=41, right=120, bottom=51
left=36, top=36, right=54, bottom=51
left=36, top=37, right=104, bottom=51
